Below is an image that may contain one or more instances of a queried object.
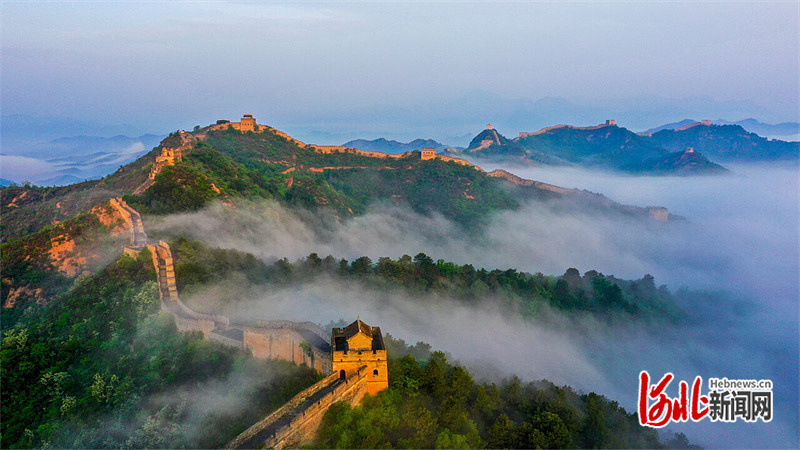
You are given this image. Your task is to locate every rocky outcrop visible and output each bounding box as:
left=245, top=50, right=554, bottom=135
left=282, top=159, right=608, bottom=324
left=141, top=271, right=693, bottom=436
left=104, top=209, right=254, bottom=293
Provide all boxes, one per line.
left=3, top=286, right=45, bottom=308
left=47, top=234, right=88, bottom=277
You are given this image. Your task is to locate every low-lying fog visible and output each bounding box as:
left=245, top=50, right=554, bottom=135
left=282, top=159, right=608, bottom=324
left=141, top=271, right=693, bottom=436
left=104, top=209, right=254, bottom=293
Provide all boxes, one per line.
left=151, top=163, right=798, bottom=448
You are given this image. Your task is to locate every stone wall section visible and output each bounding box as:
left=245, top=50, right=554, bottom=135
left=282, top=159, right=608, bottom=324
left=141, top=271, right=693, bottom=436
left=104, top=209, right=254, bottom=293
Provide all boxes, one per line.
left=255, top=320, right=329, bottom=343
left=146, top=240, right=231, bottom=338
left=518, top=121, right=617, bottom=138
left=244, top=321, right=331, bottom=372
left=487, top=169, right=574, bottom=194
left=674, top=120, right=713, bottom=132
left=133, top=131, right=196, bottom=195
left=266, top=369, right=368, bottom=449
left=123, top=222, right=327, bottom=361
left=107, top=198, right=147, bottom=249
left=227, top=367, right=369, bottom=450
left=98, top=197, right=386, bottom=450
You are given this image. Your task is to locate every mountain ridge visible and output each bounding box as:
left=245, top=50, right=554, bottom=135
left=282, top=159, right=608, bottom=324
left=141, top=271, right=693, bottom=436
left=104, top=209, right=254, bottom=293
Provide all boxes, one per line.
left=1, top=115, right=678, bottom=244
left=341, top=137, right=449, bottom=153
left=447, top=123, right=726, bottom=174
left=449, top=120, right=797, bottom=172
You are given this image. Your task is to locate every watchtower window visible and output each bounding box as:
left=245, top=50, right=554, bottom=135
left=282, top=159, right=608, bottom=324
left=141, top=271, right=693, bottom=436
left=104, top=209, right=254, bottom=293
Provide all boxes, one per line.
left=373, top=369, right=379, bottom=376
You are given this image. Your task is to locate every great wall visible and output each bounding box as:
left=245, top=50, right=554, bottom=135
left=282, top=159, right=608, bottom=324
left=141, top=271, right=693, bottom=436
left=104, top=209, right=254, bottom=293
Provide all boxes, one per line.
left=106, top=193, right=386, bottom=448
left=517, top=119, right=617, bottom=139
left=199, top=115, right=479, bottom=170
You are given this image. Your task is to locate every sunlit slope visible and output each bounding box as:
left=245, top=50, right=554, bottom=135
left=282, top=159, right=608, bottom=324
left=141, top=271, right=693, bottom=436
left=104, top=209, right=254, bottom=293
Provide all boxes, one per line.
left=2, top=118, right=677, bottom=244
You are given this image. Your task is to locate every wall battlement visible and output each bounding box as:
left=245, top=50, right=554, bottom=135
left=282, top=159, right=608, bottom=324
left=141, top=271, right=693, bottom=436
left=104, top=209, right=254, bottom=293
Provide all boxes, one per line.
left=674, top=120, right=713, bottom=132
left=202, top=115, right=479, bottom=170
left=107, top=198, right=147, bottom=249
left=228, top=367, right=370, bottom=449
left=487, top=169, right=573, bottom=194
left=254, top=320, right=329, bottom=343
left=518, top=121, right=618, bottom=138
left=133, top=131, right=197, bottom=195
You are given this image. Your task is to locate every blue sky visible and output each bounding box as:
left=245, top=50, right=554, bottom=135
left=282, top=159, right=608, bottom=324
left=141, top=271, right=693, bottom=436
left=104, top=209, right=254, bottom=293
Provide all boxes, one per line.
left=2, top=1, right=798, bottom=142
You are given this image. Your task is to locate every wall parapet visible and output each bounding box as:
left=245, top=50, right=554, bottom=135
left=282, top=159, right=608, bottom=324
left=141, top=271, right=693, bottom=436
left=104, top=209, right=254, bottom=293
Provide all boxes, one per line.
left=226, top=372, right=340, bottom=449
left=107, top=197, right=148, bottom=249
left=228, top=367, right=369, bottom=450
left=267, top=368, right=368, bottom=449
left=255, top=320, right=329, bottom=343
left=518, top=121, right=616, bottom=138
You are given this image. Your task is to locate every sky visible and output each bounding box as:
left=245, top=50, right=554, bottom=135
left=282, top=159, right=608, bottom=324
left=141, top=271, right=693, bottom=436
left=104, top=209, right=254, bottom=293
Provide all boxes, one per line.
left=2, top=3, right=798, bottom=445
left=2, top=1, right=799, bottom=143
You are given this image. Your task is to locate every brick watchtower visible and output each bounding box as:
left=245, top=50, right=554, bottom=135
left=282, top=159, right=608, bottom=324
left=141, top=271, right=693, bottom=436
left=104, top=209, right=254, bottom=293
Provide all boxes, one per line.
left=420, top=147, right=436, bottom=160
left=331, top=319, right=388, bottom=396
left=240, top=114, right=256, bottom=131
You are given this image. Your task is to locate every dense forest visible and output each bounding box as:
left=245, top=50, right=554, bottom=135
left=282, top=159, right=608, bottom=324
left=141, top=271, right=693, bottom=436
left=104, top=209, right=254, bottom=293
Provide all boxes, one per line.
left=1, top=238, right=696, bottom=448
left=169, top=238, right=685, bottom=322
left=0, top=252, right=321, bottom=448
left=317, top=337, right=697, bottom=449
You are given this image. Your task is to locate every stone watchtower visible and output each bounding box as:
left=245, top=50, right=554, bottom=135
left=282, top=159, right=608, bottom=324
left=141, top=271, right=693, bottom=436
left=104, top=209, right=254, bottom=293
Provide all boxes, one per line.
left=331, top=319, right=388, bottom=396
left=240, top=114, right=256, bottom=131
left=420, top=147, right=436, bottom=160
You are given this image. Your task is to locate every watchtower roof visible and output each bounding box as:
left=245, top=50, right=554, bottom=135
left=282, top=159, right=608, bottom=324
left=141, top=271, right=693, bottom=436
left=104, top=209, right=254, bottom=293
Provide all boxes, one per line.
left=332, top=319, right=385, bottom=351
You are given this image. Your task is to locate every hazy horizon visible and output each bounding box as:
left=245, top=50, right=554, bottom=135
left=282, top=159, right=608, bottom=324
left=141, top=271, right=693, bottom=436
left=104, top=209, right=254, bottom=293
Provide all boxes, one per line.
left=3, top=1, right=798, bottom=142
left=2, top=1, right=798, bottom=448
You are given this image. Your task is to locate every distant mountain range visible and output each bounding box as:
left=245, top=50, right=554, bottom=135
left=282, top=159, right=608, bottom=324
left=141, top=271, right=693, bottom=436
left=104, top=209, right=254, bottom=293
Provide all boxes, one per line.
left=648, top=122, right=798, bottom=161
left=341, top=138, right=448, bottom=153
left=644, top=118, right=800, bottom=139
left=443, top=120, right=800, bottom=174
left=2, top=117, right=680, bottom=245
left=336, top=119, right=800, bottom=175
left=0, top=134, right=164, bottom=186
left=4, top=113, right=798, bottom=185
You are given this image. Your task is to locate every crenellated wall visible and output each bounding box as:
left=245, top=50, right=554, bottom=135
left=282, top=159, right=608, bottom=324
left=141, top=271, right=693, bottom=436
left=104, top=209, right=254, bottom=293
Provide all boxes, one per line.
left=107, top=198, right=147, bottom=249
left=133, top=131, right=197, bottom=195
left=265, top=369, right=368, bottom=449
left=244, top=321, right=331, bottom=372
left=487, top=169, right=574, bottom=194
left=146, top=240, right=231, bottom=338
left=227, top=367, right=370, bottom=449
left=254, top=320, right=329, bottom=343
left=518, top=121, right=617, bottom=138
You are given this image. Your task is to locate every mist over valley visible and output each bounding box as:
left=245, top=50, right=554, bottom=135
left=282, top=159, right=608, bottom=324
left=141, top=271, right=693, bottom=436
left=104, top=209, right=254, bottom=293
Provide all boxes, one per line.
left=2, top=1, right=797, bottom=447
left=147, top=161, right=798, bottom=448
